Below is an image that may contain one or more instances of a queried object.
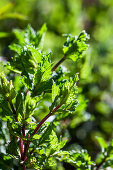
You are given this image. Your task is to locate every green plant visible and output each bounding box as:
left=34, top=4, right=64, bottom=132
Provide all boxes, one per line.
left=1, top=1, right=113, bottom=169
left=0, top=25, right=95, bottom=170
left=2, top=24, right=113, bottom=170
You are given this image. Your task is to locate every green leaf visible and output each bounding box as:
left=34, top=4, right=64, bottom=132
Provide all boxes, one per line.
left=47, top=131, right=67, bottom=155
left=24, top=95, right=41, bottom=121
left=0, top=73, right=16, bottom=100
left=12, top=24, right=47, bottom=48
left=63, top=30, right=89, bottom=62
left=8, top=25, right=47, bottom=84
left=32, top=52, right=52, bottom=95
left=60, top=74, right=78, bottom=110
left=16, top=92, right=25, bottom=122
left=9, top=45, right=38, bottom=75
left=49, top=130, right=59, bottom=150
left=32, top=134, right=40, bottom=140
left=36, top=23, right=47, bottom=48
left=39, top=123, right=55, bottom=145
left=55, top=110, right=70, bottom=121
left=96, top=136, right=107, bottom=149
left=9, top=44, right=22, bottom=55
left=56, top=150, right=95, bottom=169
left=52, top=80, right=60, bottom=103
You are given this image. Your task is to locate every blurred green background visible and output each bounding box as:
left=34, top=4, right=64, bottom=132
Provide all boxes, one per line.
left=1, top=0, right=113, bottom=169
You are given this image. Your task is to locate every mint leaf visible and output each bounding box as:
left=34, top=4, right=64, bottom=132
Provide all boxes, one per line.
left=63, top=30, right=89, bottom=62
left=52, top=80, right=60, bottom=103
left=12, top=24, right=47, bottom=48
left=0, top=73, right=16, bottom=100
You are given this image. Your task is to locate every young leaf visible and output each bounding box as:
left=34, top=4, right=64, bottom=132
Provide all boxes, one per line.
left=12, top=24, right=47, bottom=48
left=52, top=80, right=60, bottom=103
left=56, top=150, right=95, bottom=169
left=60, top=74, right=78, bottom=109
left=24, top=95, right=41, bottom=121
left=32, top=52, right=52, bottom=95
left=16, top=92, right=25, bottom=122
left=0, top=73, right=16, bottom=100
left=63, top=30, right=89, bottom=62
left=46, top=130, right=67, bottom=157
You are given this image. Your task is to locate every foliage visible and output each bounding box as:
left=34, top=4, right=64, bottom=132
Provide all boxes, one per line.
left=0, top=25, right=95, bottom=170
left=1, top=0, right=113, bottom=170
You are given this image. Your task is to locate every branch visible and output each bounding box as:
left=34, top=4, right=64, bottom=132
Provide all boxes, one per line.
left=20, top=138, right=24, bottom=160
left=51, top=55, right=66, bottom=72
left=9, top=100, right=18, bottom=121
left=23, top=134, right=30, bottom=162
left=20, top=124, right=26, bottom=160
left=29, top=105, right=62, bottom=155
left=31, top=104, right=61, bottom=137
left=96, top=157, right=106, bottom=170
left=23, top=104, right=61, bottom=164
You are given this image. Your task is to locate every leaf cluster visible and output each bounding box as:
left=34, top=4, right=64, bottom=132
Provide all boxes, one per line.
left=0, top=25, right=92, bottom=169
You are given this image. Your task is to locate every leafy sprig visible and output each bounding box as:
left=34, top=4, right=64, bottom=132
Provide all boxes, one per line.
left=0, top=25, right=92, bottom=169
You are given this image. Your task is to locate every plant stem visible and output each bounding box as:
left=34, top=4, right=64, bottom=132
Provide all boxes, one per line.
left=31, top=104, right=61, bottom=137
left=23, top=134, right=31, bottom=162
left=96, top=157, right=106, bottom=170
left=23, top=104, right=61, bottom=161
left=20, top=124, right=26, bottom=160
left=23, top=164, right=26, bottom=170
left=51, top=55, right=66, bottom=72
left=23, top=140, right=30, bottom=162
left=20, top=138, right=24, bottom=160
left=9, top=100, right=18, bottom=121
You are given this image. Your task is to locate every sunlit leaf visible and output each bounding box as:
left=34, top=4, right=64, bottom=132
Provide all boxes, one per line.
left=96, top=136, right=107, bottom=149
left=63, top=31, right=89, bottom=62
left=52, top=80, right=60, bottom=102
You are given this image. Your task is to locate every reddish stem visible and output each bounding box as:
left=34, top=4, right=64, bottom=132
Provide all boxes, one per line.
left=23, top=134, right=31, bottom=162
left=23, top=104, right=61, bottom=162
left=20, top=138, right=24, bottom=160
left=9, top=100, right=18, bottom=121
left=31, top=104, right=61, bottom=137
left=20, top=124, right=26, bottom=160
left=23, top=141, right=30, bottom=162
left=96, top=157, right=106, bottom=170
left=51, top=56, right=66, bottom=72
left=23, top=164, right=26, bottom=170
